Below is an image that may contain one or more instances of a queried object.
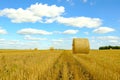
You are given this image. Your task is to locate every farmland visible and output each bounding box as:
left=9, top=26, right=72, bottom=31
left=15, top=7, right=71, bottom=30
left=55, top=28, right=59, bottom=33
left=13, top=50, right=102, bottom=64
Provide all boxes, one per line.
left=0, top=50, right=120, bottom=80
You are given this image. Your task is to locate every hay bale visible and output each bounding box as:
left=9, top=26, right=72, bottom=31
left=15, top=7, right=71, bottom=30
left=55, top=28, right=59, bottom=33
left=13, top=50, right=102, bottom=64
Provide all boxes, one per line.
left=50, top=47, right=54, bottom=51
left=72, top=38, right=90, bottom=54
left=34, top=48, right=38, bottom=51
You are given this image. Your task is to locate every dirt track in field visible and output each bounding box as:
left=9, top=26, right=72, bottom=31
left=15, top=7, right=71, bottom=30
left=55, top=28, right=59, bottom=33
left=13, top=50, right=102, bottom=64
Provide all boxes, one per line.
left=43, top=51, right=94, bottom=80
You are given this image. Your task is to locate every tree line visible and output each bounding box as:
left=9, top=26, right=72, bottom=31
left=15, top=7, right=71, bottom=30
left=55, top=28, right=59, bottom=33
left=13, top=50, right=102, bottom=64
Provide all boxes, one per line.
left=99, top=45, right=120, bottom=50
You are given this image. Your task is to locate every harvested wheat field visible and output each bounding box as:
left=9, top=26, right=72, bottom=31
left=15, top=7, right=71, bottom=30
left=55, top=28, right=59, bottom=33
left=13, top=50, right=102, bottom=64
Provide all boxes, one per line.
left=0, top=50, right=120, bottom=80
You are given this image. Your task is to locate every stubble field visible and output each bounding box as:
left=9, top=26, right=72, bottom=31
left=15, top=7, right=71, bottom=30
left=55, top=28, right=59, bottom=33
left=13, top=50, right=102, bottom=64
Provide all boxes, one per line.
left=0, top=50, right=120, bottom=80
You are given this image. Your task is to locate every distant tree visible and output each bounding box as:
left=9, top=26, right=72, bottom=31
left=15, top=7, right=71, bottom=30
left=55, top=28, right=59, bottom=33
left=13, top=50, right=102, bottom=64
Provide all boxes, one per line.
left=99, top=45, right=120, bottom=50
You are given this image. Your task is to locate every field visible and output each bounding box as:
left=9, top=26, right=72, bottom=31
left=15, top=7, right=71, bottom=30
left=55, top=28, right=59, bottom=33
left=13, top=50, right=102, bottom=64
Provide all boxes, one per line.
left=0, top=50, right=120, bottom=80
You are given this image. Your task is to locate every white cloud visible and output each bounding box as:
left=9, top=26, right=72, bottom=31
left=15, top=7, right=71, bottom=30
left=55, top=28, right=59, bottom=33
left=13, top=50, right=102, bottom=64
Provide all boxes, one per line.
left=56, top=17, right=102, bottom=28
left=0, top=38, right=71, bottom=49
left=0, top=42, right=5, bottom=45
left=89, top=36, right=120, bottom=49
left=0, top=38, right=5, bottom=41
left=0, top=39, right=40, bottom=49
left=7, top=40, right=20, bottom=45
left=53, top=29, right=79, bottom=34
left=44, top=18, right=56, bottom=23
left=94, top=36, right=120, bottom=47
left=17, top=28, right=52, bottom=35
left=28, top=3, right=64, bottom=17
left=0, top=28, right=7, bottom=34
left=51, top=39, right=65, bottom=48
left=109, top=40, right=119, bottom=43
left=0, top=8, right=42, bottom=23
left=0, top=3, right=104, bottom=29
left=52, top=39, right=64, bottom=42
left=17, top=29, right=79, bottom=36
left=0, top=3, right=65, bottom=23
left=93, top=27, right=115, bottom=34
left=0, top=38, right=5, bottom=44
left=84, top=32, right=89, bottom=35
left=24, top=35, right=47, bottom=41
left=63, top=29, right=79, bottom=34
left=97, top=36, right=120, bottom=40
left=51, top=38, right=72, bottom=49
left=0, top=40, right=21, bottom=45
left=91, top=39, right=95, bottom=42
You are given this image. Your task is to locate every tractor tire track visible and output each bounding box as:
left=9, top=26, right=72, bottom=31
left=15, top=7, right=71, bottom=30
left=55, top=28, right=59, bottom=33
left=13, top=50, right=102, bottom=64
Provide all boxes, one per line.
left=42, top=51, right=94, bottom=80
left=48, top=51, right=94, bottom=80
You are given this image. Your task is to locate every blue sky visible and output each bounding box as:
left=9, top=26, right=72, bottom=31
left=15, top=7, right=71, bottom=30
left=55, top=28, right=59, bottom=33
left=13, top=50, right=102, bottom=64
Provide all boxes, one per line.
left=0, top=0, right=120, bottom=49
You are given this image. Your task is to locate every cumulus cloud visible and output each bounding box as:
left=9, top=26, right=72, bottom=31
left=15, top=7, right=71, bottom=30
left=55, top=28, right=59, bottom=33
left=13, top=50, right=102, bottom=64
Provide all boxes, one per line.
left=44, top=18, right=56, bottom=23
left=0, top=27, right=7, bottom=34
left=24, top=35, right=47, bottom=41
left=0, top=3, right=65, bottom=23
left=93, top=27, right=115, bottom=34
left=0, top=3, right=112, bottom=30
left=28, top=3, right=64, bottom=17
left=0, top=8, right=42, bottom=23
left=56, top=17, right=102, bottom=28
left=17, top=28, right=52, bottom=35
left=0, top=3, right=104, bottom=29
left=63, top=29, right=79, bottom=34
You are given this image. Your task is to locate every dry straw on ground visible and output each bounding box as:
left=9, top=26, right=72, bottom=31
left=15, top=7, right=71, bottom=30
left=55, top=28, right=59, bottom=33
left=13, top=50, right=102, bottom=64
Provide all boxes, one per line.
left=72, top=38, right=90, bottom=54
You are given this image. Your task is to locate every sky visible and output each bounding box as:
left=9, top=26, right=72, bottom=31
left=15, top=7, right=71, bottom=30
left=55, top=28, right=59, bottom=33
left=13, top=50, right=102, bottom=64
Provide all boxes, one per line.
left=0, top=0, right=120, bottom=49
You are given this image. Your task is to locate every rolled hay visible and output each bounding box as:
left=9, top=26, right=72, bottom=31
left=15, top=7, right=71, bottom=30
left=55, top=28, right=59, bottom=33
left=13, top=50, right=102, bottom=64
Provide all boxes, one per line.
left=72, top=38, right=90, bottom=54
left=50, top=47, right=54, bottom=51
left=34, top=48, right=38, bottom=51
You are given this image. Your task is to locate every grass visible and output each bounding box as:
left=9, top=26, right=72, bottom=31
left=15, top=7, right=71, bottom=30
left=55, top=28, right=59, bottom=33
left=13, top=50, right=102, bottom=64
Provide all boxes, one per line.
left=0, top=49, right=120, bottom=80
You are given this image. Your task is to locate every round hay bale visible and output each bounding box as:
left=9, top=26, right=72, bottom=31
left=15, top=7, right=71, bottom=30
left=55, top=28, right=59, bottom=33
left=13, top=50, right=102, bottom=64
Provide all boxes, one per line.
left=34, top=48, right=38, bottom=51
left=50, top=47, right=54, bottom=51
left=72, top=38, right=90, bottom=54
